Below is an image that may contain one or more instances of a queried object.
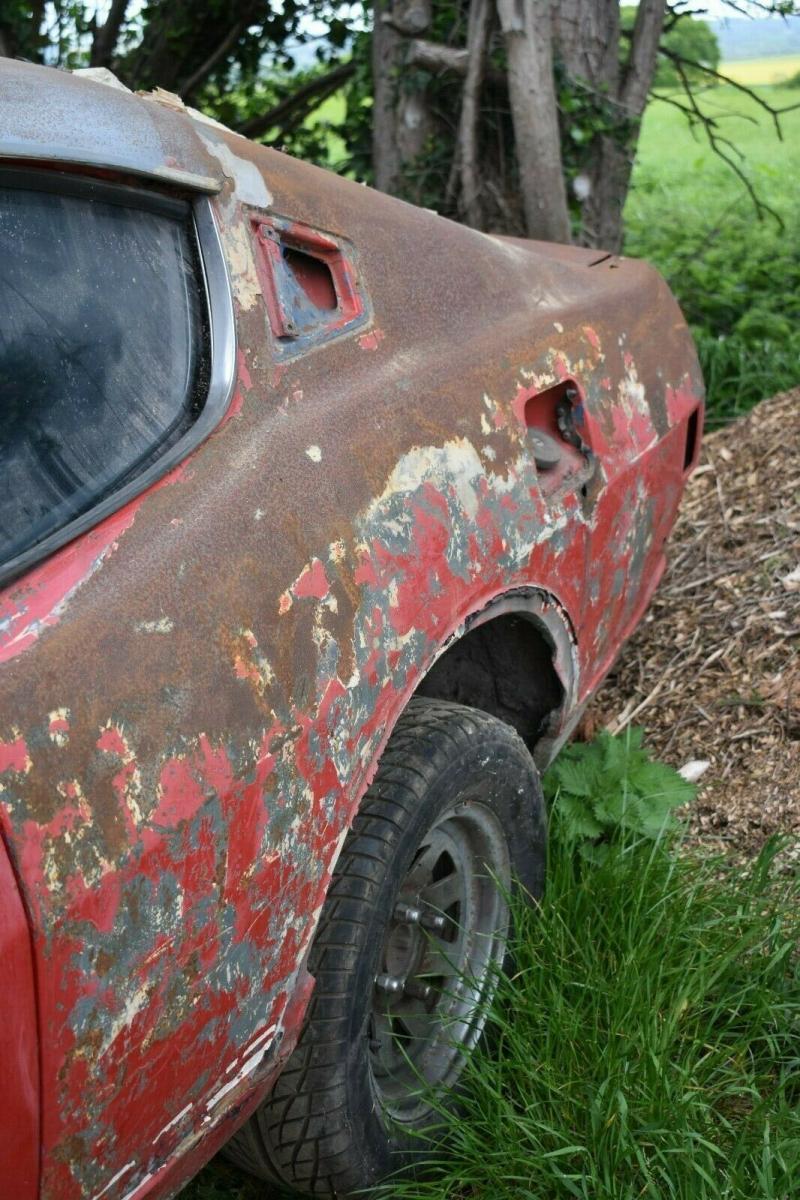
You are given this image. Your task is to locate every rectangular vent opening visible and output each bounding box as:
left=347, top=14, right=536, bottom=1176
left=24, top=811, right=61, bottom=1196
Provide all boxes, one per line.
left=684, top=406, right=700, bottom=471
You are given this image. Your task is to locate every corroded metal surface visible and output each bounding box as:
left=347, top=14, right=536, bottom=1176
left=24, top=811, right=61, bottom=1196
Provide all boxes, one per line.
left=0, top=63, right=703, bottom=1200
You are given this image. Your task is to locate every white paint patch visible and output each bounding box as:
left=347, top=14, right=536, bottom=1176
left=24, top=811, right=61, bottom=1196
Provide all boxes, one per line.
left=553, top=321, right=564, bottom=333
left=154, top=1104, right=192, bottom=1143
left=48, top=707, right=70, bottom=747
left=369, top=439, right=484, bottom=523
left=306, top=445, right=322, bottom=463
left=254, top=508, right=266, bottom=522
left=91, top=1161, right=134, bottom=1200
left=207, top=1026, right=277, bottom=1111
left=102, top=981, right=153, bottom=1052
left=198, top=133, right=273, bottom=208
left=73, top=67, right=131, bottom=93
left=121, top=1172, right=153, bottom=1200
left=135, top=618, right=174, bottom=634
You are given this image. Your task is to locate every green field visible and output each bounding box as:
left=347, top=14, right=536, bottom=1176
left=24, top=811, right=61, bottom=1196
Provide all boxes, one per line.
left=625, top=83, right=800, bottom=424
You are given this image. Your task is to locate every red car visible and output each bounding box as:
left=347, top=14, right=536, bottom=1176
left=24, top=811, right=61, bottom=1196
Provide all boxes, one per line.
left=0, top=61, right=703, bottom=1200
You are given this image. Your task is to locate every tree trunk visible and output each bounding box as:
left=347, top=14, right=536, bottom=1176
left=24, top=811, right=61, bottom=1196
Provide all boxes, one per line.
left=456, top=0, right=493, bottom=228
left=497, top=0, right=571, bottom=243
left=553, top=0, right=665, bottom=251
left=372, top=1, right=434, bottom=199
left=553, top=0, right=620, bottom=89
left=90, top=0, right=129, bottom=68
left=372, top=1, right=404, bottom=192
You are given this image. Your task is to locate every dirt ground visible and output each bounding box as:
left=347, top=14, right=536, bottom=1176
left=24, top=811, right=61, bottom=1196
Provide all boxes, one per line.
left=586, top=388, right=799, bottom=859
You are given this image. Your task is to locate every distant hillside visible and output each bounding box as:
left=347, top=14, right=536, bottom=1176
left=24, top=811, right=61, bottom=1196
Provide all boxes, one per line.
left=711, top=15, right=800, bottom=60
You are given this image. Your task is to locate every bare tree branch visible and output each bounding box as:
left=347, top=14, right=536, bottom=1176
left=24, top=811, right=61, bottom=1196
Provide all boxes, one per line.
left=659, top=47, right=800, bottom=137
left=179, top=20, right=245, bottom=98
left=667, top=57, right=785, bottom=228
left=239, top=63, right=355, bottom=141
left=721, top=0, right=799, bottom=16
left=407, top=36, right=505, bottom=85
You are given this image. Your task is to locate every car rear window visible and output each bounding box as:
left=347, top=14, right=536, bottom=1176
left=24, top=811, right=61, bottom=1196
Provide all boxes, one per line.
left=0, top=179, right=205, bottom=571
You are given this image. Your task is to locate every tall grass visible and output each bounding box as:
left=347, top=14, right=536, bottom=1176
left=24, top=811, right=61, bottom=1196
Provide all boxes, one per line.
left=384, top=833, right=800, bottom=1200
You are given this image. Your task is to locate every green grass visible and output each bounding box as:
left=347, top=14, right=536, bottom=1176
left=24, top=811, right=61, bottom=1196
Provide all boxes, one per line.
left=625, top=84, right=800, bottom=424
left=381, top=843, right=800, bottom=1200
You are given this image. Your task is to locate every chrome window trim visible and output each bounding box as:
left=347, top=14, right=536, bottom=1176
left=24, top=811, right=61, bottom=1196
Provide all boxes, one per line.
left=0, top=175, right=236, bottom=588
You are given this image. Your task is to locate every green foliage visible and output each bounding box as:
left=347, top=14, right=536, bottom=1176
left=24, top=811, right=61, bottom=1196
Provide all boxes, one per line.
left=543, top=729, right=694, bottom=861
left=380, top=831, right=800, bottom=1200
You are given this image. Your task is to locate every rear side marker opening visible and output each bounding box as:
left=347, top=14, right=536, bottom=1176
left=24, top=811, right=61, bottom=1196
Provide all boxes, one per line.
left=684, top=406, right=700, bottom=472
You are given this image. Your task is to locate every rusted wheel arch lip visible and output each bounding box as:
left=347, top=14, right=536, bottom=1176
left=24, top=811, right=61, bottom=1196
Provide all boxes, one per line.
left=353, top=587, right=577, bottom=812
left=439, top=586, right=579, bottom=770
left=0, top=172, right=237, bottom=587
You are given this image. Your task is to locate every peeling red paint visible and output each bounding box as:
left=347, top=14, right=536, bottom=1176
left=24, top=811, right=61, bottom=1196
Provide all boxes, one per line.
left=0, top=733, right=31, bottom=775
left=357, top=327, right=385, bottom=351
left=291, top=558, right=330, bottom=600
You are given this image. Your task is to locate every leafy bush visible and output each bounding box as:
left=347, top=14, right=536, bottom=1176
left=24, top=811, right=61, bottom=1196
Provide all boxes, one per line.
left=543, top=727, right=695, bottom=860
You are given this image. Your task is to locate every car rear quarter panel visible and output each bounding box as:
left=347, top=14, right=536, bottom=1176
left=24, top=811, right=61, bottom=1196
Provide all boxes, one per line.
left=0, top=108, right=703, bottom=1200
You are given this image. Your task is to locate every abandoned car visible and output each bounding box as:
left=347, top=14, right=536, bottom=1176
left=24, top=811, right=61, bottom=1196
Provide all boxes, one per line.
left=0, top=60, right=703, bottom=1200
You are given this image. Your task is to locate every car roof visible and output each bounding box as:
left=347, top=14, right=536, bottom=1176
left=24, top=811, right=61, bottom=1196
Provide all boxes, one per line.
left=0, top=58, right=224, bottom=193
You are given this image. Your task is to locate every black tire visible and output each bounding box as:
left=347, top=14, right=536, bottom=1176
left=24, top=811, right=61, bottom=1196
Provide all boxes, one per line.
left=226, top=698, right=546, bottom=1196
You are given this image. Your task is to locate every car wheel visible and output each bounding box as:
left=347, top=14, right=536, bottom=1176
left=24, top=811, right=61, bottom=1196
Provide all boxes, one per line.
left=226, top=697, right=546, bottom=1196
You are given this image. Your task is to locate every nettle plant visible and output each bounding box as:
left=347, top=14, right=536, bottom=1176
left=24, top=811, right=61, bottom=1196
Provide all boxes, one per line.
left=543, top=727, right=696, bottom=863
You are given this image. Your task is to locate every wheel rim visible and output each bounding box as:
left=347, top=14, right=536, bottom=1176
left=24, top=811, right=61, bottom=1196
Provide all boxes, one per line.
left=367, top=795, right=511, bottom=1122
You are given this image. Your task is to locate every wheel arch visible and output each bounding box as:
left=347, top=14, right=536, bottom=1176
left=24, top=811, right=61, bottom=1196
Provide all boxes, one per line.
left=413, top=587, right=580, bottom=772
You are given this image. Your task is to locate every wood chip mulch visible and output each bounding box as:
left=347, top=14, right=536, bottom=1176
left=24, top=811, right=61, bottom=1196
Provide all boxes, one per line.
left=584, top=388, right=800, bottom=860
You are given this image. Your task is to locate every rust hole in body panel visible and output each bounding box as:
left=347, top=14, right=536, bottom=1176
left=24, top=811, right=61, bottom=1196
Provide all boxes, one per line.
left=283, top=248, right=337, bottom=311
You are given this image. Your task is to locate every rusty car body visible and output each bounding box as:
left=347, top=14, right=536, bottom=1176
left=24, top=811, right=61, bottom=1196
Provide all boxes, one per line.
left=0, top=60, right=703, bottom=1200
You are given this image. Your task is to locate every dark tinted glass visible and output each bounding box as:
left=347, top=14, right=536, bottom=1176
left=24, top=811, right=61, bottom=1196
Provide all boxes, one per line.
left=0, top=182, right=204, bottom=568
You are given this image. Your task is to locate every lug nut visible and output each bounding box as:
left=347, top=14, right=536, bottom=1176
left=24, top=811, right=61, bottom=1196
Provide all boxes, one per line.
left=421, top=911, right=447, bottom=933
left=375, top=973, right=405, bottom=996
left=405, top=979, right=434, bottom=1003
left=393, top=902, right=422, bottom=925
